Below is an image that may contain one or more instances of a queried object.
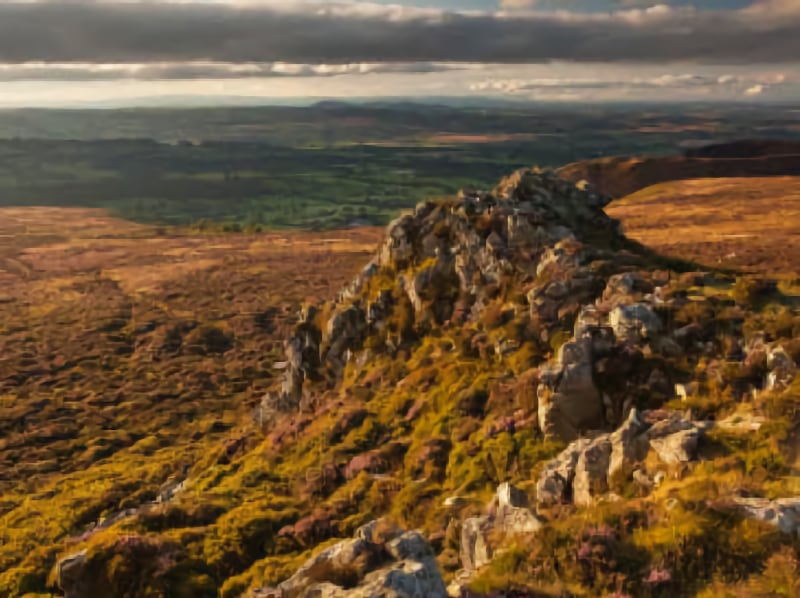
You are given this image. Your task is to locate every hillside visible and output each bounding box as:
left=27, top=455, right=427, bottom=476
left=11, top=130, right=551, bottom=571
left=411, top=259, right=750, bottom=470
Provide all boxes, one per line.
left=1, top=170, right=799, bottom=598
left=0, top=210, right=382, bottom=596
left=558, top=140, right=800, bottom=199
left=606, top=176, right=800, bottom=278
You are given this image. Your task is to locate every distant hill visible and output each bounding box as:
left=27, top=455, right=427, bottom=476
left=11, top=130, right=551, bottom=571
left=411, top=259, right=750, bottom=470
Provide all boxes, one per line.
left=684, top=139, right=800, bottom=159
left=558, top=139, right=800, bottom=198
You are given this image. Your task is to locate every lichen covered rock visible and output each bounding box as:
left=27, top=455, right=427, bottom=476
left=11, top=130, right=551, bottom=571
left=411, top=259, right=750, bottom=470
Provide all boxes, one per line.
left=536, top=410, right=705, bottom=507
left=274, top=520, right=447, bottom=598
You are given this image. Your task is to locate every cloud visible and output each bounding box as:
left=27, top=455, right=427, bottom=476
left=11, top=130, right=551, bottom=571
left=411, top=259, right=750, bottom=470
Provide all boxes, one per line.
left=0, top=1, right=797, bottom=65
left=0, top=61, right=480, bottom=81
left=468, top=70, right=790, bottom=96
left=499, top=0, right=538, bottom=9
left=744, top=0, right=800, bottom=16
left=744, top=83, right=766, bottom=95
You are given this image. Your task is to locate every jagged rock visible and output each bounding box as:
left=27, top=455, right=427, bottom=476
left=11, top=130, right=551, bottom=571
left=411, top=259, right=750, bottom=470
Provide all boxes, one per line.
left=536, top=411, right=703, bottom=507
left=339, top=261, right=379, bottom=303
left=766, top=345, right=797, bottom=390
left=608, top=408, right=649, bottom=480
left=277, top=308, right=323, bottom=404
left=460, top=483, right=543, bottom=573
left=573, top=306, right=613, bottom=349
left=649, top=428, right=700, bottom=464
left=646, top=368, right=672, bottom=397
left=674, top=382, right=697, bottom=401
left=603, top=272, right=653, bottom=305
left=156, top=477, right=187, bottom=504
left=491, top=482, right=543, bottom=534
left=325, top=305, right=368, bottom=372
left=672, top=322, right=705, bottom=349
left=386, top=530, right=436, bottom=562
left=651, top=335, right=682, bottom=358
left=272, top=168, right=624, bottom=408
left=380, top=214, right=416, bottom=268
left=276, top=520, right=447, bottom=598
left=729, top=497, right=800, bottom=537
left=57, top=551, right=89, bottom=598
left=507, top=212, right=548, bottom=247
left=535, top=242, right=583, bottom=279
left=538, top=336, right=604, bottom=441
left=357, top=558, right=447, bottom=598
left=367, top=290, right=394, bottom=327
left=459, top=517, right=493, bottom=572
left=609, top=303, right=662, bottom=344
left=572, top=436, right=612, bottom=507
left=536, top=437, right=592, bottom=505
left=494, top=481, right=529, bottom=510
left=632, top=469, right=654, bottom=491
left=402, top=257, right=459, bottom=324
left=647, top=415, right=703, bottom=464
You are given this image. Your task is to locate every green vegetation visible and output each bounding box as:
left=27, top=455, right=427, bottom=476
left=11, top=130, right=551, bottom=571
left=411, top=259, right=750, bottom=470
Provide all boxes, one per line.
left=1, top=103, right=798, bottom=230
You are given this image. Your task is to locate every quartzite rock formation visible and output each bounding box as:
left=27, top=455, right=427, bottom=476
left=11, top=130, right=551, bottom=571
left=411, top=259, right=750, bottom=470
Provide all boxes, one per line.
left=255, top=520, right=447, bottom=598
left=261, top=168, right=695, bottom=437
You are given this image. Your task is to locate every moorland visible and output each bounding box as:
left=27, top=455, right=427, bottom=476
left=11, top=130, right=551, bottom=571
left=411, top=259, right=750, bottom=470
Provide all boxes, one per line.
left=0, top=103, right=798, bottom=598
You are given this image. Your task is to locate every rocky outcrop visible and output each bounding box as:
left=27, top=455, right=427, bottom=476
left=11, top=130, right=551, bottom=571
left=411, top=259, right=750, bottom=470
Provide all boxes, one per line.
left=766, top=345, right=797, bottom=391
left=57, top=551, right=89, bottom=598
left=537, top=335, right=605, bottom=441
left=536, top=410, right=704, bottom=507
left=269, top=520, right=447, bottom=598
left=264, top=168, right=626, bottom=417
left=460, top=483, right=543, bottom=572
left=609, top=303, right=662, bottom=345
left=607, top=407, right=649, bottom=480
left=729, top=497, right=800, bottom=538
left=572, top=435, right=613, bottom=507
left=280, top=306, right=323, bottom=404
left=647, top=417, right=701, bottom=464
left=535, top=437, right=592, bottom=506
left=535, top=273, right=680, bottom=442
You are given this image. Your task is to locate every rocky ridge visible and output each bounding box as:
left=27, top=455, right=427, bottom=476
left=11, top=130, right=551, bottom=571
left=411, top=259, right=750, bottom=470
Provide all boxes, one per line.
left=263, top=168, right=631, bottom=424
left=254, top=167, right=799, bottom=595
left=54, top=167, right=800, bottom=597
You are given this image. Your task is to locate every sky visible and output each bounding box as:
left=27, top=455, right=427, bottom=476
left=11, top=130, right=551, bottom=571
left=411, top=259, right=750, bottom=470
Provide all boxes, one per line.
left=0, top=0, right=798, bottom=107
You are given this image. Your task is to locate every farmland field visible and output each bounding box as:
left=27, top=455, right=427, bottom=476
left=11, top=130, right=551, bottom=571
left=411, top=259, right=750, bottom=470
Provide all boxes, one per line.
left=1, top=103, right=798, bottom=230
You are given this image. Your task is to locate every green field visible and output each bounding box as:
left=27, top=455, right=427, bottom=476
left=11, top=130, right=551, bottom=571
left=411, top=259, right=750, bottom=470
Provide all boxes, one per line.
left=0, top=102, right=798, bottom=229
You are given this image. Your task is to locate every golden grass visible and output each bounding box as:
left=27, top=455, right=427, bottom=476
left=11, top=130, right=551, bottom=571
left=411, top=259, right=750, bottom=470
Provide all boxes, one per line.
left=608, top=177, right=800, bottom=277
left=0, top=207, right=384, bottom=593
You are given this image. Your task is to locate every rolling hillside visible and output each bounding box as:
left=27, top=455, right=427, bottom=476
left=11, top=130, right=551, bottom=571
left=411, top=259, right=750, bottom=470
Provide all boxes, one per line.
left=558, top=140, right=800, bottom=199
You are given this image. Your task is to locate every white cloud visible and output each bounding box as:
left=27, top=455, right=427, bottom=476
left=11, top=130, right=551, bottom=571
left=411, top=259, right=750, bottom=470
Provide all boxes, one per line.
left=744, top=84, right=766, bottom=95
left=0, top=61, right=483, bottom=81
left=499, top=0, right=538, bottom=9
left=743, top=0, right=800, bottom=17
left=467, top=67, right=794, bottom=101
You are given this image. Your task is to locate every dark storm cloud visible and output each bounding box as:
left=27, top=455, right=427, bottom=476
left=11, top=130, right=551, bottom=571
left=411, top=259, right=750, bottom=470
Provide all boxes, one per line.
left=0, top=1, right=798, bottom=65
